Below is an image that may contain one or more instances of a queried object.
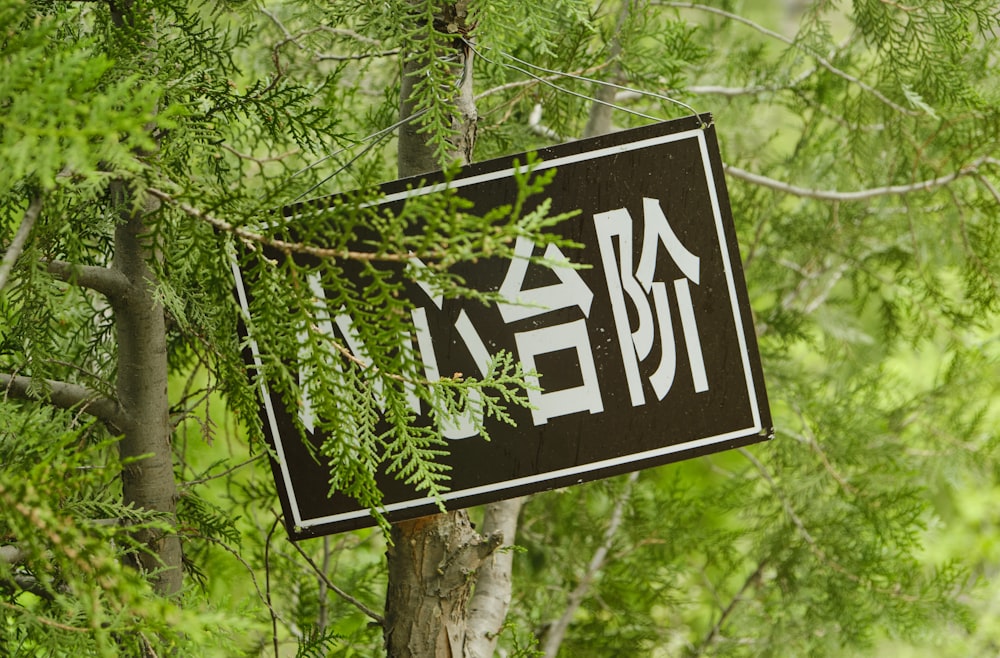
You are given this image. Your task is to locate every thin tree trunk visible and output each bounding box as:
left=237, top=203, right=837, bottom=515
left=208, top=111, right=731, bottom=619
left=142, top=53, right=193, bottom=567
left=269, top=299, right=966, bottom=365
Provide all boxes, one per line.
left=111, top=184, right=183, bottom=597
left=107, top=0, right=182, bottom=600
left=583, top=0, right=632, bottom=139
left=464, top=498, right=525, bottom=657
left=384, top=5, right=523, bottom=656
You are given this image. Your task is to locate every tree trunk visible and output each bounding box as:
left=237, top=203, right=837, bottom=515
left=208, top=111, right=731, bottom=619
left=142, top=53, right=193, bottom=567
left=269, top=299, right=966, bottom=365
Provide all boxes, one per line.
left=111, top=184, right=183, bottom=597
left=583, top=0, right=632, bottom=139
left=105, top=0, right=182, bottom=599
left=384, top=5, right=523, bottom=656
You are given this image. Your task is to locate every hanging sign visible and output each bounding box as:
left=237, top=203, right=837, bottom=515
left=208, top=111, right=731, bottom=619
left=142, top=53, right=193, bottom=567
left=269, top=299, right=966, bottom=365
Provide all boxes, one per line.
left=234, top=114, right=772, bottom=538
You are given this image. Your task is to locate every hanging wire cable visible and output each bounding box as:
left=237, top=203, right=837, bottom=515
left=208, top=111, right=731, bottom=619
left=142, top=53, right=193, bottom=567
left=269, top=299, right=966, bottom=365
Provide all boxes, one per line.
left=289, top=109, right=430, bottom=203
left=292, top=38, right=704, bottom=204
left=465, top=40, right=704, bottom=126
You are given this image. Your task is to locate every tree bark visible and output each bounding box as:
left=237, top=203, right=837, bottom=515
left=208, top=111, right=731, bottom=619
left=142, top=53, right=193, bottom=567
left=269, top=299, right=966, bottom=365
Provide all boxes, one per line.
left=110, top=184, right=183, bottom=597
left=464, top=498, right=525, bottom=657
left=384, top=5, right=524, bottom=656
left=104, top=0, right=182, bottom=599
left=385, top=512, right=501, bottom=656
left=0, top=373, right=124, bottom=432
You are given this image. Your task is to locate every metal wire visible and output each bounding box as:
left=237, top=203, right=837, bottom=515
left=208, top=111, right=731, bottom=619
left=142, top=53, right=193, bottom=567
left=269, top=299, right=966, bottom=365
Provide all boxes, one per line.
left=466, top=39, right=703, bottom=125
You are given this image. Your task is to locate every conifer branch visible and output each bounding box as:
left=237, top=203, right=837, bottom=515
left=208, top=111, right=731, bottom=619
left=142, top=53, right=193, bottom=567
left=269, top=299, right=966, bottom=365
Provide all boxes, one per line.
left=951, top=183, right=1000, bottom=300
left=0, top=373, right=124, bottom=433
left=739, top=448, right=920, bottom=603
left=45, top=260, right=130, bottom=299
left=264, top=11, right=398, bottom=65
left=788, top=425, right=858, bottom=496
left=147, top=188, right=444, bottom=263
left=0, top=195, right=43, bottom=292
left=0, top=601, right=90, bottom=633
left=693, top=559, right=769, bottom=656
left=657, top=2, right=919, bottom=117
left=724, top=157, right=1000, bottom=202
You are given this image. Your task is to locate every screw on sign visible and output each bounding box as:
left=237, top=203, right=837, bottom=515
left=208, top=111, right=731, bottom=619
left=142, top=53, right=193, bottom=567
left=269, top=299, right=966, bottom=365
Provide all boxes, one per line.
left=234, top=114, right=772, bottom=538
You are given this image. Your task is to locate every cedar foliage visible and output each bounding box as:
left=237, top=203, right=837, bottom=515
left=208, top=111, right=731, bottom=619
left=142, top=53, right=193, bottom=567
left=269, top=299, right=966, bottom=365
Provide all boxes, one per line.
left=1, top=0, right=999, bottom=656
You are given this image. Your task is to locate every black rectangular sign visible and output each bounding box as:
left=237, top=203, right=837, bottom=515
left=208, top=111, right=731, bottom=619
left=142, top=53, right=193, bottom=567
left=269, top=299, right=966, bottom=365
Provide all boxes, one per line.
left=234, top=114, right=772, bottom=538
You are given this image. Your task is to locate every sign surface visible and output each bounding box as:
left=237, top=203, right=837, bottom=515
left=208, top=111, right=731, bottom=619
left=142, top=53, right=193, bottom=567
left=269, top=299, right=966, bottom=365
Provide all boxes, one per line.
left=235, top=114, right=772, bottom=538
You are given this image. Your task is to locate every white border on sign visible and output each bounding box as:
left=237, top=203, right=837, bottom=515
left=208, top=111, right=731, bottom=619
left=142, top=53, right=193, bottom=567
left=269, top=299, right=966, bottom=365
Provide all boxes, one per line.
left=232, top=126, right=765, bottom=531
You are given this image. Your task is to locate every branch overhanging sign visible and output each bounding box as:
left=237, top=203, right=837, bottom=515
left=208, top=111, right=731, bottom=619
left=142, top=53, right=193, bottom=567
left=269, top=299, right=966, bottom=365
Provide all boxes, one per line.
left=234, top=114, right=773, bottom=538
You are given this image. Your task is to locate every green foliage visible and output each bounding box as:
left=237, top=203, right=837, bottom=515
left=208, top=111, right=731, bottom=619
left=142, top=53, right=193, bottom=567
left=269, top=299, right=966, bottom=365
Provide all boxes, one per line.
left=0, top=406, right=247, bottom=656
left=0, top=1, right=163, bottom=195
left=1, top=0, right=999, bottom=656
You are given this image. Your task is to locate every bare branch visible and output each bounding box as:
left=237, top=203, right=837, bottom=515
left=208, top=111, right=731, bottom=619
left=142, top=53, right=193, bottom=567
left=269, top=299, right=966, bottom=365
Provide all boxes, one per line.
left=541, top=472, right=639, bottom=658
left=46, top=260, right=130, bottom=299
left=0, top=544, right=28, bottom=565
left=724, top=157, right=1000, bottom=202
left=0, top=196, right=44, bottom=292
left=0, top=373, right=124, bottom=432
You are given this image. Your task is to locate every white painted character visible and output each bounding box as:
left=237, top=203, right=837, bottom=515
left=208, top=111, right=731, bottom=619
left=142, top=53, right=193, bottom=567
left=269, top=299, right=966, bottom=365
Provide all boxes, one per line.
left=594, top=197, right=708, bottom=407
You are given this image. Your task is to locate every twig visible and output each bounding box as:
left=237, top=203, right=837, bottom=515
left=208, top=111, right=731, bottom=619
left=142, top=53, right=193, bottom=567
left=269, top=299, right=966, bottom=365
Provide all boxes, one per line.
left=541, top=472, right=639, bottom=658
left=287, top=533, right=386, bottom=626
left=0, top=196, right=44, bottom=292
left=180, top=454, right=264, bottom=489
left=692, top=559, right=768, bottom=656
